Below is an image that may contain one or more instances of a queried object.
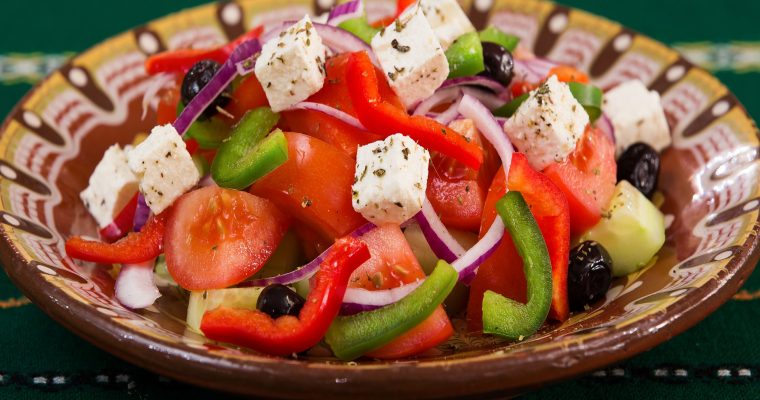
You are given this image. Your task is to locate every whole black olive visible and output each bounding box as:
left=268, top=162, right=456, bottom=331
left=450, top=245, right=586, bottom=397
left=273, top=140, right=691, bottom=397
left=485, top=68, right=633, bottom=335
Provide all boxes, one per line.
left=479, top=42, right=514, bottom=86
left=567, top=241, right=613, bottom=312
left=180, top=59, right=230, bottom=119
left=256, top=284, right=305, bottom=318
left=616, top=142, right=660, bottom=198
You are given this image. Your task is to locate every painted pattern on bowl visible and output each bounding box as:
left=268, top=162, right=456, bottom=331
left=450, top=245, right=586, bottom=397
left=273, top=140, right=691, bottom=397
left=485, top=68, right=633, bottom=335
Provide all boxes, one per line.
left=0, top=0, right=757, bottom=398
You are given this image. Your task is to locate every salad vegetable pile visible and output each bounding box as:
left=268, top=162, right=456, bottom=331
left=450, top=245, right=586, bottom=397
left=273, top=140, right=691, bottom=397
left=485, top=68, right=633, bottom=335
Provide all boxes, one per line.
left=67, top=0, right=670, bottom=359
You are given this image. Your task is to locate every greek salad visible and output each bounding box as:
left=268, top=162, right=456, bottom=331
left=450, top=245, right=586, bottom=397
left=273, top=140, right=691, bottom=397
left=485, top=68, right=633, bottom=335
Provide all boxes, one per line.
left=67, top=0, right=669, bottom=359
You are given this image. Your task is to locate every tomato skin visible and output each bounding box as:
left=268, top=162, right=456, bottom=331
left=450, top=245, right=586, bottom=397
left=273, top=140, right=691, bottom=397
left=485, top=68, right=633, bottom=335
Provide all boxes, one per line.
left=227, top=74, right=269, bottom=121
left=426, top=119, right=498, bottom=232
left=547, top=65, right=590, bottom=84
left=250, top=132, right=366, bottom=241
left=353, top=224, right=453, bottom=358
left=164, top=187, right=291, bottom=290
left=365, top=307, right=453, bottom=358
left=543, top=127, right=616, bottom=236
left=467, top=153, right=571, bottom=331
left=426, top=176, right=486, bottom=231
left=279, top=110, right=381, bottom=158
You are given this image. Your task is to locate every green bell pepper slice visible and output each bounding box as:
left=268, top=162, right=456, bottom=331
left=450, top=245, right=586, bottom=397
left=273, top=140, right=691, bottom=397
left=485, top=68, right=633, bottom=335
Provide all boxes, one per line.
left=325, top=260, right=458, bottom=361
left=568, top=81, right=603, bottom=123
left=479, top=26, right=520, bottom=52
left=210, top=107, right=288, bottom=190
left=177, top=102, right=231, bottom=149
left=494, top=93, right=528, bottom=118
left=338, top=17, right=380, bottom=44
left=482, top=191, right=552, bottom=340
left=446, top=32, right=485, bottom=78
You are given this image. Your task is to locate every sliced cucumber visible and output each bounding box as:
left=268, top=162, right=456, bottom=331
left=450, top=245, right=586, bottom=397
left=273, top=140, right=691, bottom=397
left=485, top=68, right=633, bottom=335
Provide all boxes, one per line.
left=153, top=254, right=177, bottom=287
left=582, top=180, right=665, bottom=277
left=403, top=221, right=478, bottom=275
left=187, top=287, right=264, bottom=332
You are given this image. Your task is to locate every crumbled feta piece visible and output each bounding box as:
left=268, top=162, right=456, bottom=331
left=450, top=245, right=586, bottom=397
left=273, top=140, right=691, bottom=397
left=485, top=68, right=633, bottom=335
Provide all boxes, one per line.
left=409, top=0, right=476, bottom=50
left=603, top=80, right=671, bottom=156
left=352, top=134, right=430, bottom=225
left=371, top=8, right=449, bottom=109
left=127, top=124, right=200, bottom=214
left=503, top=75, right=589, bottom=171
left=254, top=15, right=327, bottom=112
left=80, top=145, right=139, bottom=228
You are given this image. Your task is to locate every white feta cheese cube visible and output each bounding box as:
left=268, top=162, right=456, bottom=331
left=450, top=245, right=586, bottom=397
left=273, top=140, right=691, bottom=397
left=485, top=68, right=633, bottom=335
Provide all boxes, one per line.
left=410, top=0, right=476, bottom=50
left=352, top=134, right=430, bottom=225
left=371, top=9, right=449, bottom=109
left=603, top=80, right=671, bottom=156
left=254, top=15, right=327, bottom=112
left=80, top=145, right=139, bottom=228
left=503, top=75, right=589, bottom=171
left=127, top=124, right=200, bottom=214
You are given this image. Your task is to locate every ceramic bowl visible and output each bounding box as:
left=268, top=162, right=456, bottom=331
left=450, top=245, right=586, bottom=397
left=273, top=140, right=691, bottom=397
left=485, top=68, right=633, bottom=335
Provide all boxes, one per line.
left=1, top=0, right=758, bottom=398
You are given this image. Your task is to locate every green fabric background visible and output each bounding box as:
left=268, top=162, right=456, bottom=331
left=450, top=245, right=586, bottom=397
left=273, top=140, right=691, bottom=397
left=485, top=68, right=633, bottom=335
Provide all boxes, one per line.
left=0, top=1, right=758, bottom=398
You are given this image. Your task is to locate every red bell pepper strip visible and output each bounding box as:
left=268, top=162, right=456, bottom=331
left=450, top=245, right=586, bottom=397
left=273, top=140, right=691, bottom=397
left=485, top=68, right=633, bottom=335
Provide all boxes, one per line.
left=200, top=236, right=370, bottom=356
left=144, top=25, right=264, bottom=75
left=346, top=51, right=483, bottom=170
left=98, top=193, right=138, bottom=243
left=396, top=0, right=416, bottom=16
left=66, top=211, right=168, bottom=264
left=467, top=153, right=570, bottom=329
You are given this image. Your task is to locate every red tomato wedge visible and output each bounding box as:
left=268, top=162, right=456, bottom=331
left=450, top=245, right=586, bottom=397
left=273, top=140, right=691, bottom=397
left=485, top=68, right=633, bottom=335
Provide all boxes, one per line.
left=278, top=53, right=398, bottom=157
left=279, top=110, right=380, bottom=158
left=250, top=132, right=366, bottom=241
left=426, top=119, right=498, bottom=232
left=353, top=224, right=453, bottom=358
left=164, top=186, right=291, bottom=290
left=467, top=153, right=571, bottom=330
left=227, top=74, right=269, bottom=121
left=365, top=307, right=452, bottom=359
left=544, top=126, right=616, bottom=236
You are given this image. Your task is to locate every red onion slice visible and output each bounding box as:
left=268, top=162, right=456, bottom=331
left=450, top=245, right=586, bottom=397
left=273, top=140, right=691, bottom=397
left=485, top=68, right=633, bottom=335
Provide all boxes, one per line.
left=414, top=200, right=466, bottom=263
left=115, top=260, right=161, bottom=309
left=440, top=76, right=505, bottom=93
left=596, top=113, right=616, bottom=144
left=132, top=194, right=152, bottom=232
left=262, top=22, right=378, bottom=66
left=461, top=87, right=506, bottom=110
left=456, top=94, right=515, bottom=283
left=287, top=102, right=367, bottom=131
left=513, top=57, right=558, bottom=84
left=327, top=0, right=364, bottom=26
left=174, top=39, right=261, bottom=136
left=412, top=86, right=461, bottom=117
left=341, top=281, right=423, bottom=315
left=433, top=98, right=462, bottom=125
left=237, top=222, right=376, bottom=288
left=312, top=23, right=378, bottom=66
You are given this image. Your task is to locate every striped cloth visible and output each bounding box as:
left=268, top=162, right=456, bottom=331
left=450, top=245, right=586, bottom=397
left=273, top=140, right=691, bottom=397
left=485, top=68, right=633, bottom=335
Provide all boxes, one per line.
left=0, top=1, right=757, bottom=399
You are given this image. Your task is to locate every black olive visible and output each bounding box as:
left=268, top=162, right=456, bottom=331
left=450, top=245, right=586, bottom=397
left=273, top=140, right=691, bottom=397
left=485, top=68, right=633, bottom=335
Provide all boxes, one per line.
left=180, top=59, right=230, bottom=119
left=256, top=284, right=305, bottom=318
left=616, top=142, right=660, bottom=198
left=479, top=42, right=514, bottom=86
left=567, top=241, right=613, bottom=312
